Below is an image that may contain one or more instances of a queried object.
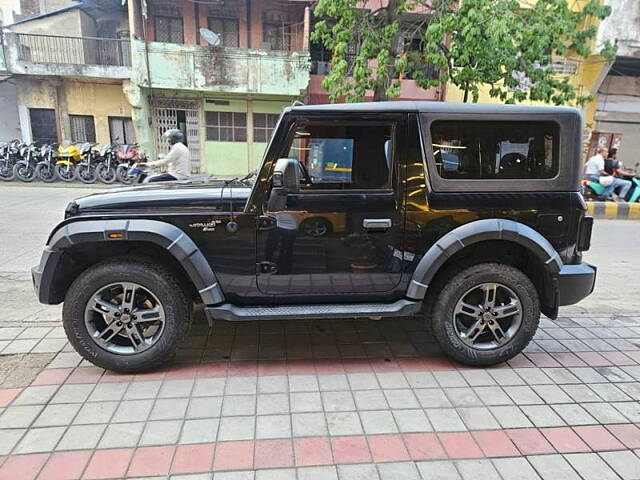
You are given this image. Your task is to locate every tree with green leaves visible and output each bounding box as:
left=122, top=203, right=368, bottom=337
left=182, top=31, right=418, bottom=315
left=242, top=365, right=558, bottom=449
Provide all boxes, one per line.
left=311, top=0, right=616, bottom=104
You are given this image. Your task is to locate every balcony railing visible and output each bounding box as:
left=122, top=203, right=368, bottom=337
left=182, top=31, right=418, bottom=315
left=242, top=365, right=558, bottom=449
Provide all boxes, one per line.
left=14, top=33, right=131, bottom=67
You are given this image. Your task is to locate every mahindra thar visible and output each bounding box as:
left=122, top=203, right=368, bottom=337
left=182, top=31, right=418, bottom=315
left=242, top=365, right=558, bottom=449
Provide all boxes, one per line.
left=32, top=102, right=596, bottom=372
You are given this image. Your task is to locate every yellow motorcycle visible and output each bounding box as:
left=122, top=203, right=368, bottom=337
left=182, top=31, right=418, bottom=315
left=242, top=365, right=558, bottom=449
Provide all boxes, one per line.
left=54, top=141, right=82, bottom=182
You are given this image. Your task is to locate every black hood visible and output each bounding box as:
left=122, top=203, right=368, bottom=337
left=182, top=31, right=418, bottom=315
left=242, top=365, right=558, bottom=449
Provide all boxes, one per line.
left=69, top=182, right=251, bottom=215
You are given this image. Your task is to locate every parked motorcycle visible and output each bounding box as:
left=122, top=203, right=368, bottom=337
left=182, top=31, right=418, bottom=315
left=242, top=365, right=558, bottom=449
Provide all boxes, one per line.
left=95, top=144, right=118, bottom=184
left=55, top=141, right=82, bottom=182
left=0, top=140, right=20, bottom=181
left=116, top=144, right=145, bottom=184
left=75, top=143, right=100, bottom=184
left=34, top=143, right=58, bottom=183
left=13, top=143, right=42, bottom=182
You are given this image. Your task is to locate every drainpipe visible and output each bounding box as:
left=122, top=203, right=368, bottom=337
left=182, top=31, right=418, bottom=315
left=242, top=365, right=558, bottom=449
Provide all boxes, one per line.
left=195, top=2, right=200, bottom=45
left=246, top=0, right=251, bottom=48
left=303, top=6, right=310, bottom=51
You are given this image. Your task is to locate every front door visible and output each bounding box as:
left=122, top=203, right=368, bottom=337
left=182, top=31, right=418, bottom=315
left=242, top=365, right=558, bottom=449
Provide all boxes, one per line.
left=256, top=114, right=406, bottom=299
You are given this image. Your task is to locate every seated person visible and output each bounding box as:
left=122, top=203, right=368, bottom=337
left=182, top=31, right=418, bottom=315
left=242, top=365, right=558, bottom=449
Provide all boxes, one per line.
left=584, top=147, right=631, bottom=201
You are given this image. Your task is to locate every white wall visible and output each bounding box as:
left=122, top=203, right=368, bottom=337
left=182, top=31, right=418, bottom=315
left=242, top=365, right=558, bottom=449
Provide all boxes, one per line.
left=598, top=0, right=640, bottom=56
left=0, top=80, right=21, bottom=140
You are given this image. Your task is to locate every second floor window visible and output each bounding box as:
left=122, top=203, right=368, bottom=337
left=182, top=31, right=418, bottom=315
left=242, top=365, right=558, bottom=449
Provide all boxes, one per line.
left=70, top=115, right=96, bottom=143
left=205, top=111, right=247, bottom=142
left=154, top=15, right=184, bottom=44
left=207, top=17, right=240, bottom=47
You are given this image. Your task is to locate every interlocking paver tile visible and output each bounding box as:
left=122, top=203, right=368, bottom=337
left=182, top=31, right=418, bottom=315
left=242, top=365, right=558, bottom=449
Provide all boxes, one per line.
left=416, top=460, right=462, bottom=480
left=550, top=404, right=597, bottom=426
left=353, top=390, right=388, bottom=410
left=531, top=384, right=573, bottom=404
left=426, top=408, right=466, bottom=432
left=140, top=419, right=182, bottom=445
left=561, top=384, right=602, bottom=403
left=38, top=450, right=92, bottom=480
left=297, top=465, right=338, bottom=480
left=488, top=369, right=525, bottom=386
left=186, top=396, right=223, bottom=419
left=590, top=383, right=632, bottom=402
left=289, top=376, right=319, bottom=393
left=192, top=378, right=226, bottom=397
left=87, top=382, right=128, bottom=402
left=377, top=461, right=421, bottom=480
left=456, top=458, right=501, bottom=480
left=528, top=454, right=581, bottom=480
left=325, top=412, right=363, bottom=436
left=392, top=409, right=431, bottom=433
left=0, top=405, right=43, bottom=428
left=123, top=381, right=162, bottom=400
left=221, top=395, right=256, bottom=416
left=367, top=434, right=409, bottom=462
left=415, top=389, right=451, bottom=408
left=434, top=371, right=467, bottom=388
left=291, top=392, right=322, bottom=413
left=321, top=392, right=355, bottom=412
left=491, top=457, right=542, bottom=480
left=255, top=414, right=291, bottom=439
left=444, top=388, right=483, bottom=407
left=50, top=384, right=94, bottom=404
left=0, top=452, right=48, bottom=480
left=33, top=403, right=81, bottom=427
left=226, top=377, right=257, bottom=395
left=127, top=445, right=174, bottom=477
left=457, top=407, right=500, bottom=431
left=99, top=421, right=145, bottom=448
left=472, top=430, right=519, bottom=457
left=613, top=401, right=640, bottom=422
left=504, top=386, right=544, bottom=405
left=403, top=432, right=447, bottom=461
left=606, top=423, right=640, bottom=449
left=14, top=426, right=65, bottom=454
left=294, top=437, right=333, bottom=466
left=573, top=425, right=625, bottom=451
left=489, top=406, right=533, bottom=429
left=180, top=418, right=219, bottom=444
left=565, top=453, right=620, bottom=480
left=159, top=379, right=194, bottom=398
left=439, top=432, right=483, bottom=459
left=0, top=389, right=21, bottom=408
left=473, top=386, right=513, bottom=406
left=520, top=405, right=566, bottom=428
left=336, top=463, right=379, bottom=480
left=404, top=371, right=438, bottom=388
left=359, top=410, right=398, bottom=434
left=84, top=448, right=134, bottom=479
left=540, top=427, right=590, bottom=453
left=383, top=389, right=420, bottom=409
left=213, top=440, right=254, bottom=471
left=149, top=397, right=189, bottom=421
left=171, top=443, right=214, bottom=474
left=0, top=429, right=25, bottom=455
left=56, top=423, right=106, bottom=451
left=256, top=468, right=295, bottom=480
left=12, top=385, right=58, bottom=406
left=254, top=439, right=294, bottom=469
left=582, top=402, right=630, bottom=423
left=330, top=435, right=371, bottom=464
left=599, top=450, right=640, bottom=480
left=506, top=428, right=555, bottom=455
left=218, top=416, right=255, bottom=441
left=111, top=399, right=154, bottom=423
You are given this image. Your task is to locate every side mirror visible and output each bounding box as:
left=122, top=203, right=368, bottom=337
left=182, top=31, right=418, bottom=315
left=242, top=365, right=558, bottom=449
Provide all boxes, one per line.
left=272, top=158, right=303, bottom=193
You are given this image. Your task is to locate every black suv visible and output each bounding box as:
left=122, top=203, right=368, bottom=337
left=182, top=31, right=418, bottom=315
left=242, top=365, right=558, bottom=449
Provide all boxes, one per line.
left=33, top=102, right=596, bottom=372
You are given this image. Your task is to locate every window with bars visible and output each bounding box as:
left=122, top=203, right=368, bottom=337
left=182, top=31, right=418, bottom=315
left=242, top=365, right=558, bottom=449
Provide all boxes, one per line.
left=154, top=15, right=184, bottom=44
left=263, top=22, right=291, bottom=50
left=205, top=111, right=247, bottom=142
left=253, top=113, right=279, bottom=143
left=69, top=115, right=96, bottom=143
left=207, top=17, right=240, bottom=47
left=109, top=117, right=136, bottom=144
left=29, top=108, right=57, bottom=144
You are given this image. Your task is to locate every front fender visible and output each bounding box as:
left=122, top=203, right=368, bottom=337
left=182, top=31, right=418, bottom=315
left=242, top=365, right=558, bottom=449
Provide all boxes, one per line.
left=406, top=218, right=563, bottom=300
left=32, top=219, right=224, bottom=305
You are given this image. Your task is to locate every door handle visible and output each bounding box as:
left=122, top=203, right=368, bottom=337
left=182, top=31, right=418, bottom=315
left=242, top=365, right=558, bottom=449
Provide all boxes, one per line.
left=363, top=218, right=392, bottom=231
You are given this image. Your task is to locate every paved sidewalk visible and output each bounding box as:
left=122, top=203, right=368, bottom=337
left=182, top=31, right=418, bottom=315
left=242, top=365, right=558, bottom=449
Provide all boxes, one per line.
left=0, top=313, right=639, bottom=479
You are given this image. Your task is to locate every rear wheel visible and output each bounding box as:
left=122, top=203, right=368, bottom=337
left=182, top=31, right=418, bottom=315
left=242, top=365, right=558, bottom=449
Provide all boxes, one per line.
left=0, top=159, right=16, bottom=181
left=63, top=258, right=192, bottom=373
left=35, top=163, right=57, bottom=182
left=427, top=262, right=539, bottom=366
left=76, top=163, right=98, bottom=184
left=55, top=163, right=75, bottom=182
left=96, top=164, right=116, bottom=184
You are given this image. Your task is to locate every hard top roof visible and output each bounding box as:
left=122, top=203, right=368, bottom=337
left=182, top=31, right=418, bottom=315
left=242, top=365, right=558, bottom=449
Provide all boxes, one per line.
left=287, top=101, right=580, bottom=116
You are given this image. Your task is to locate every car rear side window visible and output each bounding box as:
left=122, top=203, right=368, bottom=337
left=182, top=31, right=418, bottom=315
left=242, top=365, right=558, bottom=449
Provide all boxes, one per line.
left=430, top=121, right=559, bottom=180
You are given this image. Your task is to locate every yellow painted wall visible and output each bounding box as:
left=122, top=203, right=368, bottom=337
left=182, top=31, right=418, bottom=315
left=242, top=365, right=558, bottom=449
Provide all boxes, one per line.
left=65, top=82, right=132, bottom=145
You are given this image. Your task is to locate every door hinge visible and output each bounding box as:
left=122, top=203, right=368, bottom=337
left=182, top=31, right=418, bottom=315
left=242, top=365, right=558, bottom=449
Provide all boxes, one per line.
left=256, top=261, right=278, bottom=275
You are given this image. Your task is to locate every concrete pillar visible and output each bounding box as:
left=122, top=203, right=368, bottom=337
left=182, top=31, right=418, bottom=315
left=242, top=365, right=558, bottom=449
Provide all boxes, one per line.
left=246, top=98, right=253, bottom=172
left=303, top=7, right=310, bottom=51
left=52, top=79, right=69, bottom=141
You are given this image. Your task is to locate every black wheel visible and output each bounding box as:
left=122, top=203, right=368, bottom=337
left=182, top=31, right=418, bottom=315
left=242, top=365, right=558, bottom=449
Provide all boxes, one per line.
left=63, top=258, right=192, bottom=373
left=0, top=160, right=16, bottom=181
left=76, top=163, right=98, bottom=184
left=96, top=164, right=117, bottom=184
left=116, top=165, right=133, bottom=184
left=55, top=163, right=75, bottom=182
left=35, top=163, right=57, bottom=183
left=300, top=217, right=332, bottom=237
left=14, top=161, right=36, bottom=182
left=427, top=262, right=539, bottom=366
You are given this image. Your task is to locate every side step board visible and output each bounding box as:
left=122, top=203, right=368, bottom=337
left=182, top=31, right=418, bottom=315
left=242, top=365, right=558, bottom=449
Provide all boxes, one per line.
left=205, top=299, right=422, bottom=322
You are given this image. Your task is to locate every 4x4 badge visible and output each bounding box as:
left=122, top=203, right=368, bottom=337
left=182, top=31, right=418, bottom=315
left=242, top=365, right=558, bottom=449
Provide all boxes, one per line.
left=189, top=219, right=223, bottom=232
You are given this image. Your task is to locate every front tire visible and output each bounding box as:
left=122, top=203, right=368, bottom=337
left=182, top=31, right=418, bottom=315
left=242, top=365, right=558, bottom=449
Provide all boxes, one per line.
left=427, top=262, right=539, bottom=366
left=55, top=163, right=75, bottom=182
left=63, top=258, right=192, bottom=373
left=14, top=161, right=36, bottom=182
left=96, top=164, right=116, bottom=184
left=76, top=163, right=98, bottom=184
left=35, top=163, right=57, bottom=182
left=116, top=164, right=132, bottom=184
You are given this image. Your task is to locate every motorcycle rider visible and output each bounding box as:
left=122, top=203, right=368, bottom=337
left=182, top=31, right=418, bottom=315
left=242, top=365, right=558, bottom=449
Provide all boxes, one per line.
left=139, top=129, right=190, bottom=182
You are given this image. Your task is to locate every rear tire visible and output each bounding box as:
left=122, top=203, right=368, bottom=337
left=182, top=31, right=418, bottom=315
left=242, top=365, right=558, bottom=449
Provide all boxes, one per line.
left=35, top=163, right=57, bottom=182
left=63, top=258, right=193, bottom=373
left=76, top=163, right=98, bottom=184
left=427, top=262, right=539, bottom=366
left=14, top=161, right=36, bottom=182
left=96, top=164, right=116, bottom=184
left=55, top=163, right=75, bottom=182
left=116, top=164, right=132, bottom=184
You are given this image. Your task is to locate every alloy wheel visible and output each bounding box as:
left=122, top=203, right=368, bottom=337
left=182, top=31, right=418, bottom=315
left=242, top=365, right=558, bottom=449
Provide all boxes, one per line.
left=84, top=282, right=166, bottom=355
left=453, top=282, right=522, bottom=350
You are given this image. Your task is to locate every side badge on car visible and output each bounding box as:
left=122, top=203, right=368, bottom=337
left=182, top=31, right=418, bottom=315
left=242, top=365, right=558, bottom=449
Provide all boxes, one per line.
left=189, top=219, right=223, bottom=232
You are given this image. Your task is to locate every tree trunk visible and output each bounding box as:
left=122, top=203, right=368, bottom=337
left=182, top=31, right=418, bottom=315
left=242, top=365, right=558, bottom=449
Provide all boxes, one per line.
left=372, top=0, right=397, bottom=102
left=463, top=88, right=469, bottom=103
left=373, top=83, right=388, bottom=102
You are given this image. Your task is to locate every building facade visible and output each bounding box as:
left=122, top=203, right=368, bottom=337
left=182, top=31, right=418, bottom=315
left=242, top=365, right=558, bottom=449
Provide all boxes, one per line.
left=593, top=0, right=640, bottom=164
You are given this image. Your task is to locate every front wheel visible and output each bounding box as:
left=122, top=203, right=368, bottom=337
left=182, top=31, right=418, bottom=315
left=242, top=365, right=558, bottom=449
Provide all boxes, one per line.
left=0, top=160, right=16, bottom=181
left=76, top=163, right=98, bottom=184
left=116, top=164, right=132, bottom=184
left=63, top=258, right=192, bottom=373
left=35, top=163, right=57, bottom=182
left=96, top=163, right=116, bottom=184
left=14, top=161, right=36, bottom=182
left=55, top=163, right=75, bottom=182
left=428, top=262, right=539, bottom=366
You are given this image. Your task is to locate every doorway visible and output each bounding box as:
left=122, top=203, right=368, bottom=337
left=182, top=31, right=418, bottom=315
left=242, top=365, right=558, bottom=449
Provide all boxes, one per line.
left=151, top=99, right=201, bottom=172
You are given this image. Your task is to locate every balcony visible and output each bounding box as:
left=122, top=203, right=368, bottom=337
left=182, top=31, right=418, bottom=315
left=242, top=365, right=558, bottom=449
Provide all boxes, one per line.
left=3, top=32, right=131, bottom=79
left=130, top=38, right=310, bottom=97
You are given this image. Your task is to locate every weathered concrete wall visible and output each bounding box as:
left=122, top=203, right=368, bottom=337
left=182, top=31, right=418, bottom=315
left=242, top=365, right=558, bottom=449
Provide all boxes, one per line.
left=131, top=39, right=310, bottom=97
left=598, top=0, right=640, bottom=56
left=10, top=8, right=84, bottom=35
left=15, top=77, right=133, bottom=144
left=0, top=79, right=21, bottom=140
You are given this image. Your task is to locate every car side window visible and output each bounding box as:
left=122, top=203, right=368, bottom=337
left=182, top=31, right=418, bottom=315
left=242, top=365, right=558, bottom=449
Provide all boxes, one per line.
left=283, top=122, right=394, bottom=190
left=430, top=120, right=559, bottom=180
